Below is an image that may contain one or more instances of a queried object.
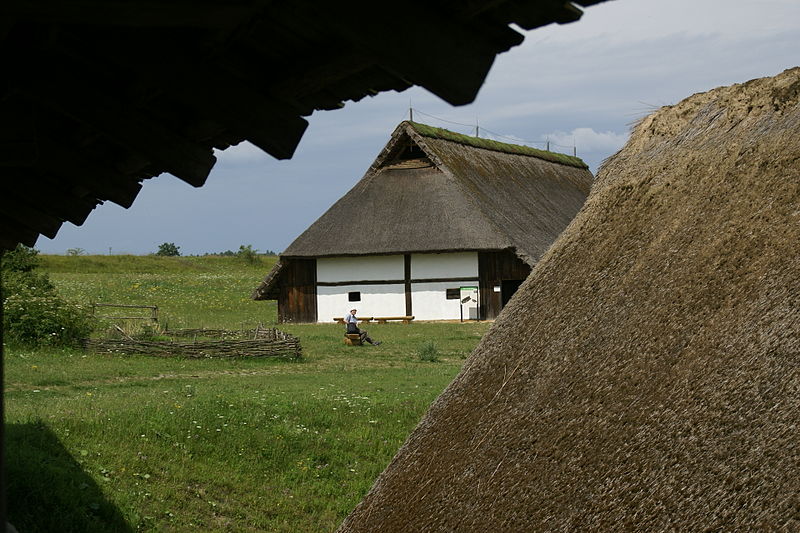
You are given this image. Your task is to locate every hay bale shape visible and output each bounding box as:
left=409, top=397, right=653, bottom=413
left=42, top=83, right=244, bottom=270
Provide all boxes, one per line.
left=338, top=68, right=800, bottom=532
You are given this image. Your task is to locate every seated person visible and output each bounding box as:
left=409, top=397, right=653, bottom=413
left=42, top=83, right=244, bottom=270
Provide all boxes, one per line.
left=344, top=308, right=381, bottom=345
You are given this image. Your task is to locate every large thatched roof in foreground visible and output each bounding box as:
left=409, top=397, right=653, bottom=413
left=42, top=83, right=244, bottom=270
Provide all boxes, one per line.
left=252, top=121, right=592, bottom=300
left=338, top=68, right=800, bottom=531
left=0, top=0, right=607, bottom=252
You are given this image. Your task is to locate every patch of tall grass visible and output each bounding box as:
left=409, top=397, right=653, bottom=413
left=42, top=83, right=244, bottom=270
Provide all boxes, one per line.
left=40, top=254, right=276, bottom=274
left=416, top=341, right=440, bottom=362
left=43, top=255, right=276, bottom=331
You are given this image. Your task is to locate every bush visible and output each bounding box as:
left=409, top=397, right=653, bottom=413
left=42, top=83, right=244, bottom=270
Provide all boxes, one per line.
left=3, top=294, right=93, bottom=347
left=237, top=244, right=260, bottom=265
left=1, top=244, right=41, bottom=273
left=2, top=268, right=54, bottom=296
left=417, top=341, right=440, bottom=362
left=156, top=242, right=180, bottom=256
left=2, top=244, right=94, bottom=347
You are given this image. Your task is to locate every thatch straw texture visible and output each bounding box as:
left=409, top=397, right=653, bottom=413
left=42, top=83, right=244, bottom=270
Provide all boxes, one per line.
left=417, top=132, right=592, bottom=265
left=338, top=68, right=800, bottom=531
left=279, top=121, right=592, bottom=263
left=285, top=164, right=509, bottom=255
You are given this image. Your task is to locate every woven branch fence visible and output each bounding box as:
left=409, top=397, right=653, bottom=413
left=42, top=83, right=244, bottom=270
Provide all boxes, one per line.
left=84, top=326, right=301, bottom=359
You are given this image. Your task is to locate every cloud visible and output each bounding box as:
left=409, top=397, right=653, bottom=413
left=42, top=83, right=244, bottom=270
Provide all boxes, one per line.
left=523, top=0, right=800, bottom=46
left=541, top=127, right=629, bottom=154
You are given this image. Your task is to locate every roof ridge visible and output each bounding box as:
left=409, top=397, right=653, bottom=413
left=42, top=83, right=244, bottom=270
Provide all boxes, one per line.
left=405, top=126, right=521, bottom=263
left=254, top=119, right=593, bottom=296
left=406, top=121, right=588, bottom=169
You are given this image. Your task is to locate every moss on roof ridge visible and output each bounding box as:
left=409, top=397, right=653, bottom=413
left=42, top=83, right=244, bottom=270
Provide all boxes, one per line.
left=408, top=121, right=588, bottom=169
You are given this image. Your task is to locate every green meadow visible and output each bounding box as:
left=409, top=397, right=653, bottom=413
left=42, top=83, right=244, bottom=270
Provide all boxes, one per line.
left=40, top=254, right=278, bottom=331
left=5, top=255, right=490, bottom=532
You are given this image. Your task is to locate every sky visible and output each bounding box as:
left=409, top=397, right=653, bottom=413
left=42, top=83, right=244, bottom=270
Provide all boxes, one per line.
left=38, top=0, right=800, bottom=256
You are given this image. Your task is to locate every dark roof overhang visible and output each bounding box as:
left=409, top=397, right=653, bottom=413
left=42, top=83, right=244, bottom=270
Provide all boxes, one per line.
left=0, top=0, right=607, bottom=251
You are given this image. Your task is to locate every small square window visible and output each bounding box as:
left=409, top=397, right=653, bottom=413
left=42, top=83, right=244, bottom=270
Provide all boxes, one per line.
left=446, top=288, right=460, bottom=300
left=348, top=291, right=361, bottom=302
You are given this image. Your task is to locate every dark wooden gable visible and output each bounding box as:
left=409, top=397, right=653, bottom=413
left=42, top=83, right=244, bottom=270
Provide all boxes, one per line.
left=479, top=250, right=532, bottom=319
left=276, top=259, right=317, bottom=323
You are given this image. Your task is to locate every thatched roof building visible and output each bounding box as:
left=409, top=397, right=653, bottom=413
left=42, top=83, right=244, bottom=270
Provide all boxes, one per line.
left=253, top=121, right=592, bottom=323
left=338, top=68, right=800, bottom=531
left=276, top=121, right=589, bottom=263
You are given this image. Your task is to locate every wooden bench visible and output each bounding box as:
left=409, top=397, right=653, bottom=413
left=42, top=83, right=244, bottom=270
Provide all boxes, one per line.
left=344, top=333, right=363, bottom=346
left=374, top=316, right=414, bottom=324
left=334, top=316, right=373, bottom=324
left=334, top=316, right=414, bottom=325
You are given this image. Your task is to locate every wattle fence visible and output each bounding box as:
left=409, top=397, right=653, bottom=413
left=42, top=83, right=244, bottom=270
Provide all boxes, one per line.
left=83, top=326, right=301, bottom=359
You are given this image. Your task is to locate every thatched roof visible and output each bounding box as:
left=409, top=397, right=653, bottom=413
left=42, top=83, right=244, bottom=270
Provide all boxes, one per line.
left=0, top=0, right=608, bottom=252
left=252, top=121, right=592, bottom=299
left=282, top=121, right=591, bottom=261
left=338, top=68, right=800, bottom=531
left=409, top=122, right=588, bottom=168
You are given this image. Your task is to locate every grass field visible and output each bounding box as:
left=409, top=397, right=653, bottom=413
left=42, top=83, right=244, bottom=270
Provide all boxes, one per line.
left=41, top=254, right=278, bottom=331
left=5, top=255, right=491, bottom=532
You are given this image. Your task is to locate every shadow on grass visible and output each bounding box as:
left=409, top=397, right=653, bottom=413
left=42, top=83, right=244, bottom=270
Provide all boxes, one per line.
left=6, top=421, right=132, bottom=532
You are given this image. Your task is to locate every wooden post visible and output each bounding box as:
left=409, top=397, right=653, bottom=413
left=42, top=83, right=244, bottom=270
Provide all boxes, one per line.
left=404, top=254, right=412, bottom=317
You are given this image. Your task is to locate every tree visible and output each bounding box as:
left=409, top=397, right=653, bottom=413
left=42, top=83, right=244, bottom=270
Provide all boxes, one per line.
left=66, top=248, right=86, bottom=256
left=156, top=242, right=180, bottom=256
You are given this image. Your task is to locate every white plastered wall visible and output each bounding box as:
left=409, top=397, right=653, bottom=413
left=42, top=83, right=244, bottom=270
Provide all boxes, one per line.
left=411, top=281, right=468, bottom=320
left=411, top=251, right=478, bottom=279
left=317, top=255, right=405, bottom=322
left=317, top=284, right=406, bottom=322
left=317, top=255, right=403, bottom=283
left=315, top=253, right=480, bottom=322
left=411, top=252, right=478, bottom=321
